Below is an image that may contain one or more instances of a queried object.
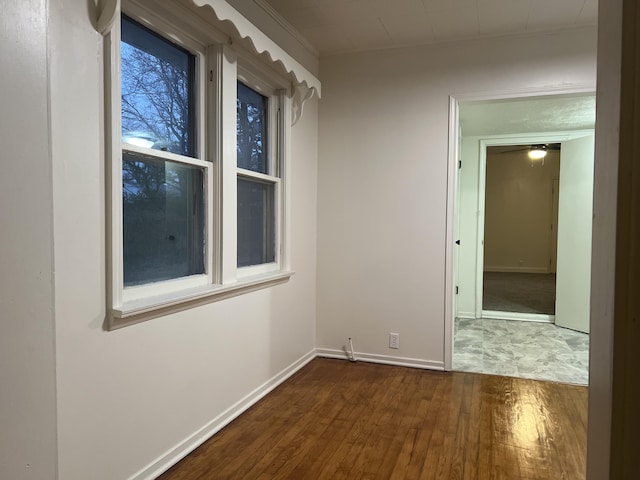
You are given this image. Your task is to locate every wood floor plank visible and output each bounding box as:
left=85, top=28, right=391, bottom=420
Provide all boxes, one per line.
left=158, top=358, right=587, bottom=480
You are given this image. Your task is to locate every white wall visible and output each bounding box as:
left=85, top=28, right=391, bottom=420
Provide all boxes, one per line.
left=484, top=150, right=560, bottom=273
left=317, top=28, right=597, bottom=365
left=0, top=1, right=58, bottom=479
left=47, top=2, right=318, bottom=479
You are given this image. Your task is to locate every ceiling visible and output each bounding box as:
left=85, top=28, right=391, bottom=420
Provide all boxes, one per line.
left=262, top=0, right=598, bottom=56
left=460, top=94, right=596, bottom=137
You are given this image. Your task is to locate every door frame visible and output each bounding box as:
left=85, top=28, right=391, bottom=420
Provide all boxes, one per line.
left=474, top=132, right=592, bottom=322
left=550, top=176, right=560, bottom=273
left=444, top=87, right=595, bottom=371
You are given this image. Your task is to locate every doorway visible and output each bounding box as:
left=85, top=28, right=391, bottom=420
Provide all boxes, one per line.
left=447, top=93, right=595, bottom=384
left=482, top=143, right=560, bottom=320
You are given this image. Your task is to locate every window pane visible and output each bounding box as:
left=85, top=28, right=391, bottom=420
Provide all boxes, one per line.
left=123, top=152, right=205, bottom=286
left=121, top=16, right=196, bottom=157
left=237, top=82, right=268, bottom=173
left=237, top=178, right=275, bottom=267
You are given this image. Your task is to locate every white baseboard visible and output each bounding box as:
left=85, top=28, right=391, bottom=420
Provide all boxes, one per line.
left=316, top=348, right=444, bottom=371
left=129, top=349, right=317, bottom=480
left=456, top=312, right=477, bottom=320
left=482, top=310, right=555, bottom=323
left=484, top=266, right=551, bottom=274
left=129, top=347, right=443, bottom=480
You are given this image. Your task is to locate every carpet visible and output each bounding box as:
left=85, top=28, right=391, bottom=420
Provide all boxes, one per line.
left=483, top=272, right=556, bottom=315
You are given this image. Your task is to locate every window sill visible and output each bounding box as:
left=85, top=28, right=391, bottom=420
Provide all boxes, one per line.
left=106, top=270, right=294, bottom=330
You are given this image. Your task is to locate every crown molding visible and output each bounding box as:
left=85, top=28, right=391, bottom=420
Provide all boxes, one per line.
left=252, top=0, right=319, bottom=57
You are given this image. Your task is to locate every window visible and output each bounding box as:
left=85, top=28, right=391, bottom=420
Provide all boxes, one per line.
left=122, top=153, right=205, bottom=286
left=121, top=16, right=205, bottom=288
left=121, top=17, right=196, bottom=157
left=236, top=82, right=279, bottom=269
left=107, top=3, right=291, bottom=326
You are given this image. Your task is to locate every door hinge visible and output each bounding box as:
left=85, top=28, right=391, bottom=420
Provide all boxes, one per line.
left=455, top=286, right=459, bottom=295
left=458, top=160, right=462, bottom=169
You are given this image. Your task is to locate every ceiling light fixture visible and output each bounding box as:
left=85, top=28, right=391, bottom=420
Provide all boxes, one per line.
left=528, top=146, right=548, bottom=160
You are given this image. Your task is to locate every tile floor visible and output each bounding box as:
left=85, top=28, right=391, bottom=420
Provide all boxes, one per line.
left=453, top=318, right=589, bottom=385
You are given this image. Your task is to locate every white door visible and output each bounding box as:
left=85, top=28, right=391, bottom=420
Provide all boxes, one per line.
left=555, top=134, right=595, bottom=333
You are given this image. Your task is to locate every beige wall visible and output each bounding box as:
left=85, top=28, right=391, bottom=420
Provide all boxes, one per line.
left=317, top=28, right=597, bottom=363
left=484, top=149, right=560, bottom=273
left=0, top=1, right=58, bottom=479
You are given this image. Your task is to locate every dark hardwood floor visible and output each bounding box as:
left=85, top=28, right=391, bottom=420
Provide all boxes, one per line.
left=158, top=358, right=587, bottom=479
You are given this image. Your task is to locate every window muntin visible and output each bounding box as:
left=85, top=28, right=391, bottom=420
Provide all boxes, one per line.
left=121, top=16, right=196, bottom=157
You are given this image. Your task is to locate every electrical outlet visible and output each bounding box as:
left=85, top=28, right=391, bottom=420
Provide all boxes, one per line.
left=389, top=332, right=400, bottom=349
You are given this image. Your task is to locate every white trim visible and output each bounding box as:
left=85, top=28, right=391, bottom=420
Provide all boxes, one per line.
left=123, top=274, right=209, bottom=303
left=206, top=44, right=223, bottom=284
left=97, top=0, right=121, bottom=34
left=483, top=266, right=551, bottom=274
left=126, top=349, right=317, bottom=480
left=481, top=310, right=555, bottom=323
left=316, top=349, right=444, bottom=371
left=237, top=168, right=280, bottom=184
left=121, top=144, right=210, bottom=168
left=106, top=17, right=124, bottom=310
left=475, top=140, right=487, bottom=317
left=474, top=130, right=595, bottom=318
left=456, top=312, right=477, bottom=320
left=237, top=57, right=288, bottom=98
left=320, top=26, right=597, bottom=59
left=252, top=0, right=319, bottom=57
left=97, top=0, right=321, bottom=97
left=189, top=0, right=321, bottom=96
left=280, top=92, right=292, bottom=270
left=219, top=44, right=239, bottom=284
left=472, top=130, right=595, bottom=146
left=450, top=85, right=596, bottom=105
left=108, top=270, right=294, bottom=329
left=237, top=261, right=280, bottom=278
left=124, top=0, right=225, bottom=47
left=291, top=83, right=314, bottom=126
left=444, top=95, right=459, bottom=372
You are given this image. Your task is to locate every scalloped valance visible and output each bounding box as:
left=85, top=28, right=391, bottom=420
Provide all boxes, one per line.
left=189, top=0, right=321, bottom=97
left=96, top=0, right=320, bottom=123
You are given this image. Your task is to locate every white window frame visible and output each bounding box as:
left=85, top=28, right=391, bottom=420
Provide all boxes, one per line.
left=105, top=0, right=292, bottom=329
left=236, top=65, right=285, bottom=278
